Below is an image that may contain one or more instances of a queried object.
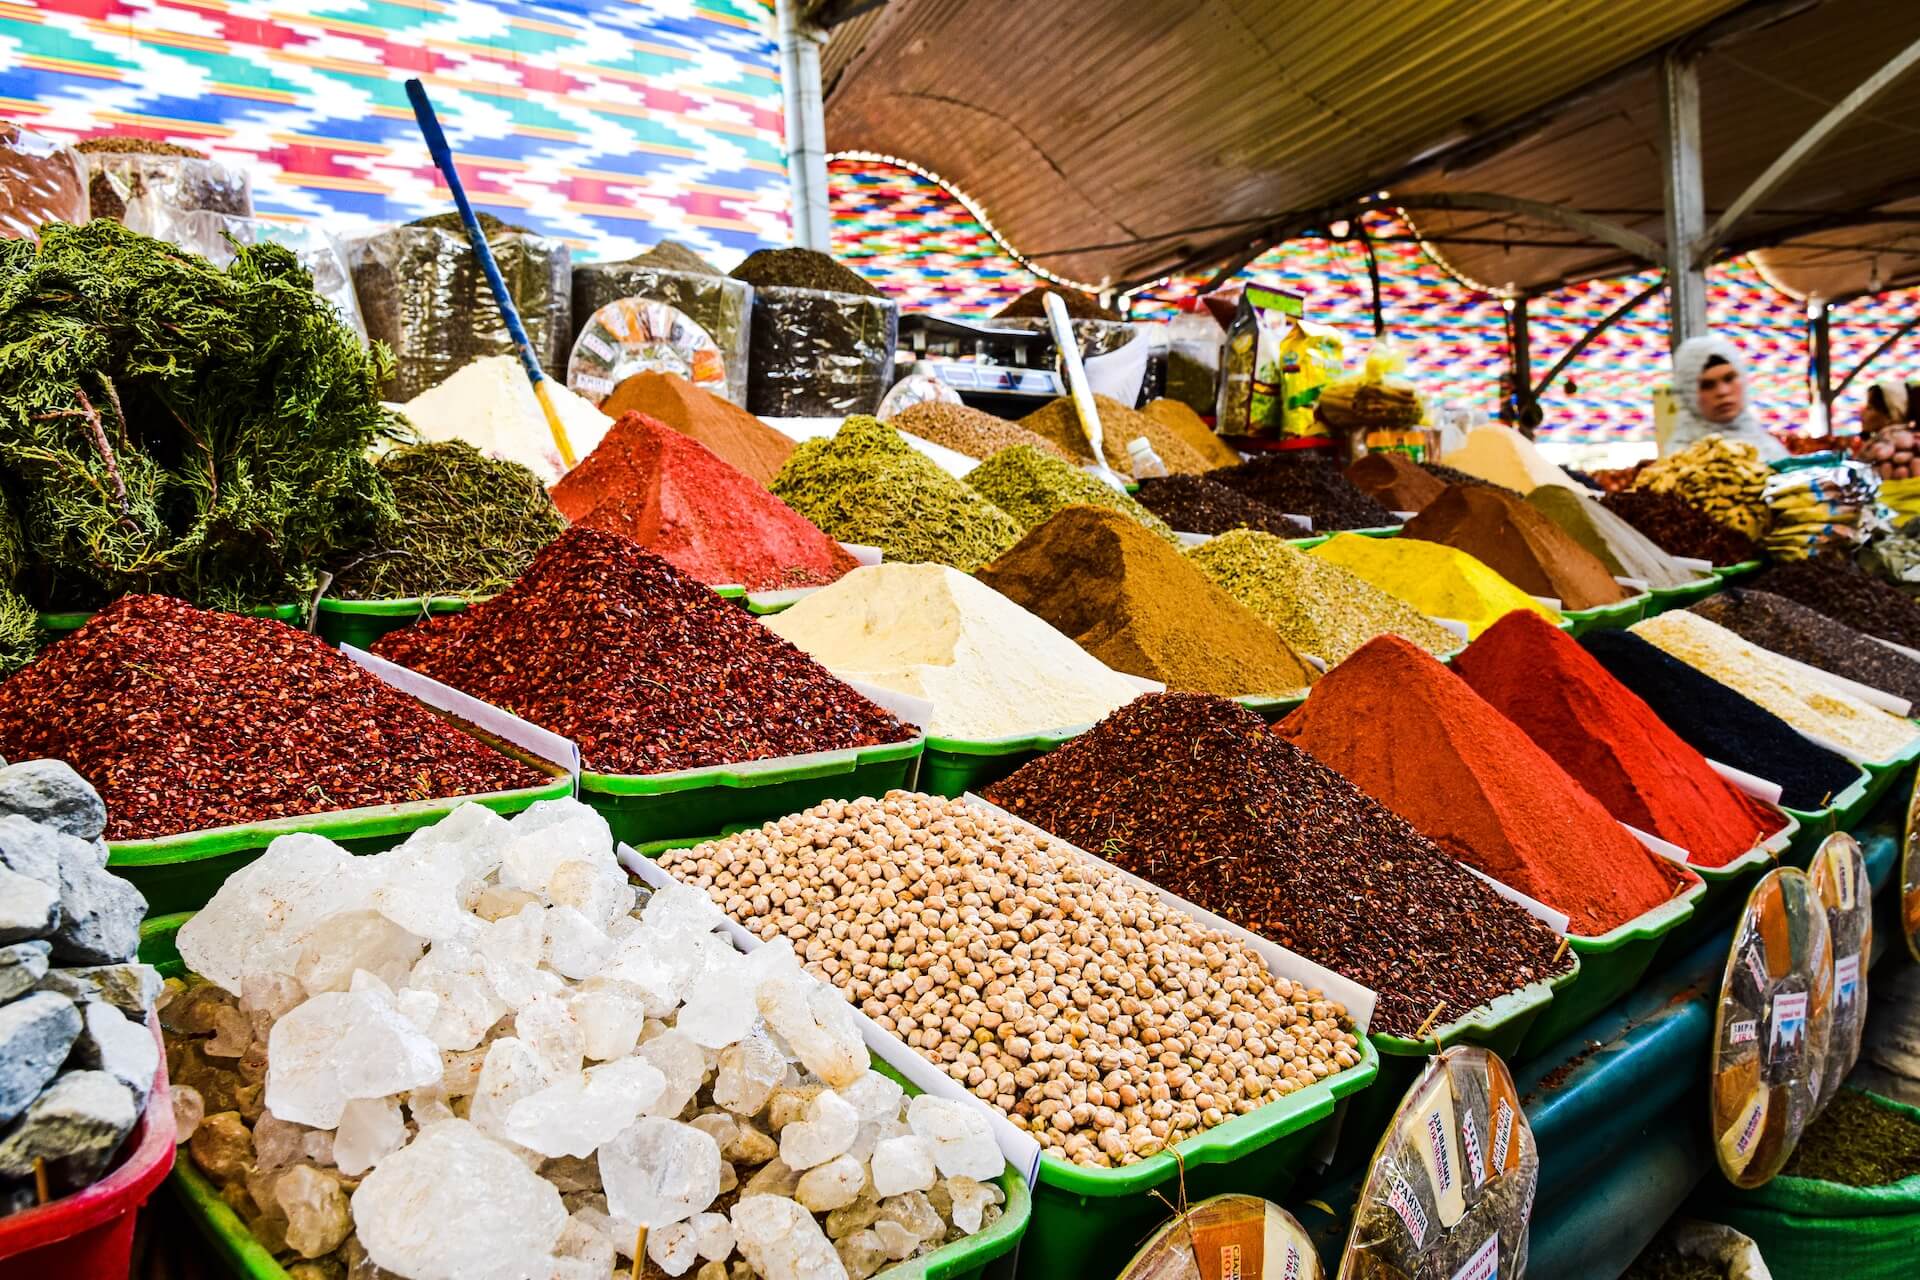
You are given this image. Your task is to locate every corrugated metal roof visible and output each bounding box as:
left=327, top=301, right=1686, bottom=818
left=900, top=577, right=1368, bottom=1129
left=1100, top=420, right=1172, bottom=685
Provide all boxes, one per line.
left=821, top=0, right=1742, bottom=285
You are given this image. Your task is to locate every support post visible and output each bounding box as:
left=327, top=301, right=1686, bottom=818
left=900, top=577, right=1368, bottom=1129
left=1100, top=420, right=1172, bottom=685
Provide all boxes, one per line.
left=1507, top=296, right=1533, bottom=433
left=1659, top=51, right=1708, bottom=352
left=1812, top=303, right=1833, bottom=430
left=776, top=0, right=831, bottom=251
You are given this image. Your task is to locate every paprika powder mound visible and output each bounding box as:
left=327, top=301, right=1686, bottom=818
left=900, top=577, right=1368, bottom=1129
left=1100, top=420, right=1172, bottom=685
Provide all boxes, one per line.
left=1453, top=610, right=1783, bottom=868
left=552, top=411, right=855, bottom=591
left=1404, top=485, right=1630, bottom=610
left=0, top=594, right=547, bottom=840
left=973, top=505, right=1316, bottom=696
left=983, top=693, right=1573, bottom=1037
left=1278, top=635, right=1696, bottom=935
left=598, top=371, right=794, bottom=487
left=373, top=527, right=913, bottom=775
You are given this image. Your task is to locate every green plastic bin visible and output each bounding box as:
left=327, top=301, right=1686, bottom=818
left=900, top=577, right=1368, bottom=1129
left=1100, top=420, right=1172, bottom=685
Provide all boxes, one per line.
left=1712, top=559, right=1764, bottom=583
left=312, top=597, right=473, bottom=650
left=1559, top=590, right=1651, bottom=637
left=109, top=772, right=574, bottom=915
left=1515, top=879, right=1706, bottom=1059
left=1781, top=767, right=1875, bottom=865
left=1286, top=534, right=1331, bottom=551
left=39, top=602, right=303, bottom=639
left=579, top=736, right=925, bottom=847
left=1859, top=731, right=1920, bottom=811
left=1344, top=524, right=1403, bottom=538
left=919, top=728, right=1084, bottom=799
left=1235, top=692, right=1309, bottom=723
left=1642, top=571, right=1722, bottom=616
left=1649, top=811, right=1798, bottom=969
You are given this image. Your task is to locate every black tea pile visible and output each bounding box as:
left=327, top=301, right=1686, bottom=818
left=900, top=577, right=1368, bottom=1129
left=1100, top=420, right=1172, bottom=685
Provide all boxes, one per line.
left=1211, top=455, right=1397, bottom=530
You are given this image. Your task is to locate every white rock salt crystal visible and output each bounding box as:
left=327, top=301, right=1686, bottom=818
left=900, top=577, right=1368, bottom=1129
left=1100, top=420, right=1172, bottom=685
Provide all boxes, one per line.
left=674, top=936, right=758, bottom=1049
left=869, top=1136, right=936, bottom=1197
left=548, top=857, right=633, bottom=929
left=780, top=1091, right=860, bottom=1170
left=266, top=989, right=440, bottom=1128
left=367, top=840, right=486, bottom=946
left=408, top=1086, right=456, bottom=1127
left=714, top=1031, right=787, bottom=1116
left=501, top=801, right=612, bottom=897
left=469, top=1037, right=552, bottom=1143
left=758, top=964, right=868, bottom=1089
left=870, top=1218, right=919, bottom=1261
left=691, top=1211, right=734, bottom=1261
left=476, top=904, right=563, bottom=1011
left=178, top=834, right=374, bottom=992
left=836, top=1072, right=905, bottom=1126
left=352, top=1120, right=566, bottom=1280
left=600, top=1117, right=721, bottom=1228
left=409, top=942, right=509, bottom=1051
left=643, top=882, right=729, bottom=940
left=905, top=1097, right=1001, bottom=1181
left=515, top=993, right=585, bottom=1076
left=473, top=884, right=541, bottom=922
left=395, top=987, right=441, bottom=1033
left=554, top=1211, right=616, bottom=1274
left=795, top=1154, right=865, bottom=1212
left=637, top=1029, right=707, bottom=1119
left=333, top=1096, right=408, bottom=1176
left=397, top=801, right=514, bottom=883
left=648, top=1220, right=701, bottom=1277
left=504, top=1056, right=667, bottom=1158
left=573, top=988, right=648, bottom=1061
left=944, top=1177, right=1002, bottom=1234
left=732, top=1194, right=850, bottom=1280
left=543, top=906, right=613, bottom=980
left=275, top=1164, right=351, bottom=1258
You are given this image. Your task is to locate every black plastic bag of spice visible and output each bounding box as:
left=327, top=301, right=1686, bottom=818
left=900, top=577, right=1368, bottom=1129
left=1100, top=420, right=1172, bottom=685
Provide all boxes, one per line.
left=744, top=284, right=898, bottom=418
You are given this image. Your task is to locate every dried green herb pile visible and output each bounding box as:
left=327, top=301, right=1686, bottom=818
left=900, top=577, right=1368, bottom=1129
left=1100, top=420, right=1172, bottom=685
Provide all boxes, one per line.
left=1782, top=1089, right=1920, bottom=1186
left=729, top=247, right=878, bottom=296
left=325, top=442, right=564, bottom=600
left=1621, top=1242, right=1727, bottom=1280
left=0, top=220, right=396, bottom=610
left=965, top=445, right=1177, bottom=541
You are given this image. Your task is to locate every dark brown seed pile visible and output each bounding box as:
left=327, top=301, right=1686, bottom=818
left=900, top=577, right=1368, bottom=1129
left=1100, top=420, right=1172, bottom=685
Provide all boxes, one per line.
left=994, top=286, right=1120, bottom=321
left=1621, top=1242, right=1727, bottom=1280
left=374, top=527, right=914, bottom=775
left=1210, top=456, right=1397, bottom=531
left=1132, top=476, right=1309, bottom=537
left=1601, top=490, right=1760, bottom=564
left=0, top=595, right=546, bottom=840
left=1420, top=461, right=1518, bottom=495
left=1751, top=557, right=1920, bottom=649
left=1691, top=588, right=1920, bottom=705
left=983, top=693, right=1573, bottom=1037
left=729, top=247, right=879, bottom=296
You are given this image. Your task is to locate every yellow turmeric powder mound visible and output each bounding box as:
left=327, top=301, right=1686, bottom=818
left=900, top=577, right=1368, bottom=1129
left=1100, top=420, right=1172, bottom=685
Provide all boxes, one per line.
left=1309, top=533, right=1561, bottom=638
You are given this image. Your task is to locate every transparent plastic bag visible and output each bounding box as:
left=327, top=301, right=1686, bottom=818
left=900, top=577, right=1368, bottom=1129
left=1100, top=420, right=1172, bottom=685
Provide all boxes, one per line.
left=1762, top=456, right=1882, bottom=562
left=84, top=151, right=250, bottom=226
left=745, top=284, right=897, bottom=417
left=1163, top=307, right=1223, bottom=419
left=571, top=260, right=752, bottom=405
left=152, top=211, right=365, bottom=341
left=1118, top=1194, right=1323, bottom=1280
left=0, top=125, right=86, bottom=239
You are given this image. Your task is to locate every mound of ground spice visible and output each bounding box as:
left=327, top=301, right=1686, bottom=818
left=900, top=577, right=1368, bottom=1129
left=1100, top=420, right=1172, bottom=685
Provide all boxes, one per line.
left=1752, top=556, right=1920, bottom=648
left=373, top=528, right=913, bottom=774
left=1405, top=485, right=1630, bottom=609
left=994, top=285, right=1118, bottom=321
left=1600, top=490, right=1759, bottom=564
left=1210, top=455, right=1397, bottom=530
left=0, top=595, right=545, bottom=840
left=965, top=445, right=1177, bottom=540
left=1019, top=395, right=1210, bottom=477
left=1310, top=533, right=1561, bottom=637
left=1279, top=635, right=1695, bottom=935
left=888, top=401, right=1070, bottom=463
left=1454, top=611, right=1783, bottom=868
left=1421, top=461, right=1517, bottom=495
left=1780, top=1089, right=1920, bottom=1186
left=1440, top=426, right=1579, bottom=492
left=1580, top=630, right=1864, bottom=811
left=551, top=411, right=855, bottom=591
left=983, top=693, right=1572, bottom=1037
left=1693, top=588, right=1920, bottom=705
left=728, top=246, right=878, bottom=297
left=974, top=506, right=1316, bottom=696
left=598, top=371, right=794, bottom=487
left=1140, top=398, right=1243, bottom=468
left=1347, top=452, right=1445, bottom=513
left=1527, top=484, right=1700, bottom=588
left=1132, top=475, right=1307, bottom=536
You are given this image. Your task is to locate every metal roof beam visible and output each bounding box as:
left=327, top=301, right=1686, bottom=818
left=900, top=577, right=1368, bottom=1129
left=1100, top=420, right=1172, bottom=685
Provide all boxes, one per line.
left=803, top=0, right=888, bottom=30
left=1389, top=193, right=1664, bottom=264
left=1531, top=276, right=1668, bottom=401
left=1833, top=313, right=1920, bottom=399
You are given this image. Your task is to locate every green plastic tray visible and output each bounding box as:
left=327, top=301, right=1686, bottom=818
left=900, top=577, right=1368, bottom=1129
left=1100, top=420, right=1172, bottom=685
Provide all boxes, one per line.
left=1780, top=766, right=1875, bottom=866
left=1712, top=559, right=1764, bottom=583
left=38, top=602, right=303, bottom=638
left=919, top=728, right=1083, bottom=799
left=312, top=597, right=473, bottom=650
left=1858, top=730, right=1920, bottom=811
left=580, top=736, right=924, bottom=846
left=109, top=773, right=573, bottom=915
left=1649, top=810, right=1798, bottom=969
left=1559, top=591, right=1651, bottom=637
left=1286, top=534, right=1331, bottom=551
left=1234, top=691, right=1308, bottom=722
left=1344, top=524, right=1403, bottom=538
left=1642, top=572, right=1722, bottom=616
left=1515, top=878, right=1706, bottom=1059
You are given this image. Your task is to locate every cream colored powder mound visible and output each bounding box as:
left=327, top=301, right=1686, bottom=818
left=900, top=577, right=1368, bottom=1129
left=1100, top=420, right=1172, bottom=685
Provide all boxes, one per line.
left=1441, top=426, right=1578, bottom=494
left=765, top=562, right=1144, bottom=739
left=1633, top=610, right=1920, bottom=759
left=397, top=355, right=613, bottom=487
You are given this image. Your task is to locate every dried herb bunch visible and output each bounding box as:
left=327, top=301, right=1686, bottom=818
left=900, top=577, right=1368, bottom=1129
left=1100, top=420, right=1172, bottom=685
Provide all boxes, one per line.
left=0, top=220, right=398, bottom=609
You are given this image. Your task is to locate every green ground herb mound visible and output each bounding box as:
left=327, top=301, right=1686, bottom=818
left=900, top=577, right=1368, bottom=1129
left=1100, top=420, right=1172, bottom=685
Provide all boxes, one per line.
left=0, top=220, right=398, bottom=609
left=1621, top=1242, right=1726, bottom=1280
left=1782, top=1088, right=1920, bottom=1186
left=327, top=442, right=565, bottom=600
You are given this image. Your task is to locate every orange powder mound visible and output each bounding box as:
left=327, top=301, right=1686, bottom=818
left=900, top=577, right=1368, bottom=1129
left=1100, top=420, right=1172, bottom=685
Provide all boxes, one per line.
left=1278, top=635, right=1696, bottom=935
left=600, top=371, right=794, bottom=486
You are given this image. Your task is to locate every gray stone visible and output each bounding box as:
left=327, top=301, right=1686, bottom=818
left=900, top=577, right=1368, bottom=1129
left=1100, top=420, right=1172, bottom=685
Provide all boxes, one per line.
left=35, top=963, right=162, bottom=1019
left=0, top=992, right=82, bottom=1124
left=0, top=1070, right=137, bottom=1188
left=49, top=854, right=144, bottom=966
left=0, top=942, right=49, bottom=1001
left=69, top=1001, right=158, bottom=1109
left=0, top=762, right=106, bottom=841
left=0, top=817, right=61, bottom=892
left=83, top=840, right=109, bottom=869
left=0, top=866, right=58, bottom=945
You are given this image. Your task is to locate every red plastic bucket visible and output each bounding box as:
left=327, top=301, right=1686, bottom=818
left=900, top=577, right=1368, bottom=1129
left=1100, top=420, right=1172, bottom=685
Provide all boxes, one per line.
left=0, top=1015, right=175, bottom=1280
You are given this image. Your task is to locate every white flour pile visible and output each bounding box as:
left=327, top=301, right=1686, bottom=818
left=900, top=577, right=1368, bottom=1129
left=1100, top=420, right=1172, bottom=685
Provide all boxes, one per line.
left=765, top=563, right=1144, bottom=739
left=397, top=355, right=612, bottom=487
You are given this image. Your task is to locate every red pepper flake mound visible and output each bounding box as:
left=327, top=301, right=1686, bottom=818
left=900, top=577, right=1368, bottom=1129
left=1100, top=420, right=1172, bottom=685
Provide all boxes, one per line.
left=1405, top=485, right=1630, bottom=610
left=983, top=692, right=1572, bottom=1037
left=552, top=411, right=856, bottom=591
left=373, top=527, right=913, bottom=775
left=1454, top=611, right=1784, bottom=868
left=1278, top=635, right=1697, bottom=935
left=0, top=595, right=546, bottom=841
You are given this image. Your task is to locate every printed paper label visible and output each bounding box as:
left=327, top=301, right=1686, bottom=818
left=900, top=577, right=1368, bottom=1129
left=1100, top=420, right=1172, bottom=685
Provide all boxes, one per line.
left=1460, top=1107, right=1487, bottom=1188
left=580, top=331, right=616, bottom=361
left=1744, top=947, right=1770, bottom=992
left=1486, top=1072, right=1524, bottom=1175
left=1190, top=1197, right=1265, bottom=1280
left=1770, top=990, right=1810, bottom=1057
left=1836, top=954, right=1861, bottom=1009
left=1385, top=1169, right=1430, bottom=1249
left=1410, top=1086, right=1466, bottom=1227
left=1730, top=1019, right=1757, bottom=1046
left=1451, top=1234, right=1499, bottom=1280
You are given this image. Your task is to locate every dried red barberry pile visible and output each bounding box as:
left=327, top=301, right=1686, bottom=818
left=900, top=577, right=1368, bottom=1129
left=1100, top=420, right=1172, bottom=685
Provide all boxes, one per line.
left=0, top=595, right=547, bottom=840
left=373, top=528, right=915, bottom=774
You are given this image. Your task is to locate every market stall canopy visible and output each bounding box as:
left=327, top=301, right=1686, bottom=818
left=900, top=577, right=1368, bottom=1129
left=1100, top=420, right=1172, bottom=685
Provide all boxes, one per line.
left=818, top=0, right=1744, bottom=287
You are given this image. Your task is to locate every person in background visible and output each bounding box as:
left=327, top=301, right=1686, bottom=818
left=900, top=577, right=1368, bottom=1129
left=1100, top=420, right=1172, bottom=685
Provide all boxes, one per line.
left=1668, top=333, right=1787, bottom=460
left=1860, top=379, right=1920, bottom=479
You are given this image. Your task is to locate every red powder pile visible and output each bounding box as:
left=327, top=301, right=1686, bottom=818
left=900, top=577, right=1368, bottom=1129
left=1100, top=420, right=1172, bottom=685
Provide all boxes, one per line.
left=1453, top=612, right=1784, bottom=867
left=552, top=411, right=857, bottom=591
left=1278, top=635, right=1696, bottom=935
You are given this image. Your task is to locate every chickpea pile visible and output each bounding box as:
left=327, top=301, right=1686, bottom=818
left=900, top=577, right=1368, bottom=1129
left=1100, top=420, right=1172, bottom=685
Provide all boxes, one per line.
left=662, top=791, right=1363, bottom=1168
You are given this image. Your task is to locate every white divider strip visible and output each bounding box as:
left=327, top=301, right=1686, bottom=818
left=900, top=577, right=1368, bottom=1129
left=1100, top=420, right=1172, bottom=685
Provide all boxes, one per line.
left=343, top=645, right=580, bottom=782
left=1705, top=758, right=1784, bottom=806
left=1531, top=595, right=1564, bottom=611
left=1869, top=634, right=1920, bottom=663
left=838, top=542, right=884, bottom=567
left=1622, top=822, right=1697, bottom=867
left=1430, top=617, right=1471, bottom=644
left=1454, top=862, right=1570, bottom=935
left=1674, top=557, right=1715, bottom=574
left=839, top=677, right=937, bottom=731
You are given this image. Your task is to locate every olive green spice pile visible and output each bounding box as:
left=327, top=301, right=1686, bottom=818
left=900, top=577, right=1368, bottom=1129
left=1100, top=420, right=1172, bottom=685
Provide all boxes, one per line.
left=632, top=239, right=722, bottom=275
left=73, top=136, right=204, bottom=156
left=407, top=210, right=529, bottom=236
left=1621, top=1242, right=1727, bottom=1280
left=729, top=246, right=879, bottom=296
left=325, top=442, right=566, bottom=600
left=1781, top=1089, right=1920, bottom=1186
left=1190, top=530, right=1459, bottom=664
left=771, top=415, right=1021, bottom=571
left=965, top=445, right=1178, bottom=542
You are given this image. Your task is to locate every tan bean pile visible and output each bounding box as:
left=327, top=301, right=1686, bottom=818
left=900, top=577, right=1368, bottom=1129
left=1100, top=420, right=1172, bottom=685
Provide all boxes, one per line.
left=888, top=401, right=1072, bottom=464
left=660, top=791, right=1363, bottom=1168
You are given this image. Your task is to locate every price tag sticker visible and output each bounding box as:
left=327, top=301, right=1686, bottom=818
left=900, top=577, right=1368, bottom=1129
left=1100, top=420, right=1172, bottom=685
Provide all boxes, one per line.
left=1450, top=1234, right=1499, bottom=1280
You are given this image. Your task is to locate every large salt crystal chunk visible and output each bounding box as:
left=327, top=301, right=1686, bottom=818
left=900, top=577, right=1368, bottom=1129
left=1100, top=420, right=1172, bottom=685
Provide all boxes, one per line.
left=504, top=1056, right=666, bottom=1158
left=549, top=857, right=633, bottom=929
left=476, top=903, right=563, bottom=1010
left=275, top=1164, right=352, bottom=1258
left=795, top=1154, right=865, bottom=1212
left=469, top=1037, right=551, bottom=1143
left=574, top=987, right=648, bottom=1062
left=178, top=835, right=373, bottom=991
left=714, top=1030, right=787, bottom=1116
left=648, top=1220, right=701, bottom=1277
left=637, top=1029, right=707, bottom=1119
left=398, top=800, right=514, bottom=883
left=945, top=1177, right=1002, bottom=1234
left=352, top=1120, right=566, bottom=1280
left=334, top=1096, right=408, bottom=1176
left=502, top=800, right=611, bottom=896
left=675, top=936, right=758, bottom=1050
left=870, top=1136, right=936, bottom=1197
left=600, top=1117, right=721, bottom=1227
left=780, top=1091, right=860, bottom=1170
left=691, top=1211, right=734, bottom=1261
left=367, top=842, right=485, bottom=945
left=266, top=989, right=440, bottom=1128
left=543, top=907, right=613, bottom=980
left=515, top=993, right=585, bottom=1076
left=596, top=931, right=696, bottom=1016
left=759, top=965, right=869, bottom=1088
left=732, top=1194, right=850, bottom=1280
left=409, top=942, right=509, bottom=1051
left=905, top=1096, right=1001, bottom=1180
left=643, top=882, right=728, bottom=939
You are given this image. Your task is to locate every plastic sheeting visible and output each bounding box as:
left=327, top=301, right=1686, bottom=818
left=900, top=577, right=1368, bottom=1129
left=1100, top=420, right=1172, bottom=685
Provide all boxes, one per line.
left=745, top=284, right=897, bottom=418
left=571, top=260, right=752, bottom=405
left=0, top=126, right=85, bottom=240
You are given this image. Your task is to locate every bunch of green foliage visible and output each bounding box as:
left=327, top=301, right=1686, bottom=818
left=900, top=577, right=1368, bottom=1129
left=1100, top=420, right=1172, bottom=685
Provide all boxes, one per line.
left=0, top=220, right=398, bottom=609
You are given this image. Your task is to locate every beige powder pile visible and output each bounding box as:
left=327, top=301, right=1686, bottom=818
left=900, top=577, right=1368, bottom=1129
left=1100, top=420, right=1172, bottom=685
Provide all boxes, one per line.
left=397, top=355, right=612, bottom=487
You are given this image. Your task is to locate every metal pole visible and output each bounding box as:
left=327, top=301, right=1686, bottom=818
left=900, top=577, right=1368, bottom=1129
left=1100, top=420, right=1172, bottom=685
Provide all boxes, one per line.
left=1812, top=303, right=1833, bottom=427
left=1508, top=297, right=1532, bottom=431
left=775, top=0, right=831, bottom=251
left=1355, top=222, right=1385, bottom=337
left=1658, top=51, right=1708, bottom=351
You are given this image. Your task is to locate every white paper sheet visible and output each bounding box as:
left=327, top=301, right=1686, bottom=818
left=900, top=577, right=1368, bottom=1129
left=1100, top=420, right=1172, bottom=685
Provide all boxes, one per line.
left=343, top=645, right=579, bottom=780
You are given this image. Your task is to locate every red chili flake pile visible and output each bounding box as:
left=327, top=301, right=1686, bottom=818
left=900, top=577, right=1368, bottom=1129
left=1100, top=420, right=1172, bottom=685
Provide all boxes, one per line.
left=551, top=411, right=857, bottom=591
left=373, top=527, right=914, bottom=774
left=0, top=595, right=547, bottom=841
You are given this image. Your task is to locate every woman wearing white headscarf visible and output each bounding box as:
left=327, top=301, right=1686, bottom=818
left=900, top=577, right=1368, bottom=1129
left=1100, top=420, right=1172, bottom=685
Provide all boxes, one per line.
left=1668, top=333, right=1786, bottom=460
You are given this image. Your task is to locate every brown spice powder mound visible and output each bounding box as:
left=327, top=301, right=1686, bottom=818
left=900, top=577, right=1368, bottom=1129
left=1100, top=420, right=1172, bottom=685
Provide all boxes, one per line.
left=1405, top=485, right=1630, bottom=609
left=599, top=371, right=793, bottom=487
left=1141, top=398, right=1243, bottom=468
left=1348, top=451, right=1446, bottom=513
left=1020, top=395, right=1211, bottom=477
left=974, top=505, right=1315, bottom=696
left=888, top=401, right=1071, bottom=463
